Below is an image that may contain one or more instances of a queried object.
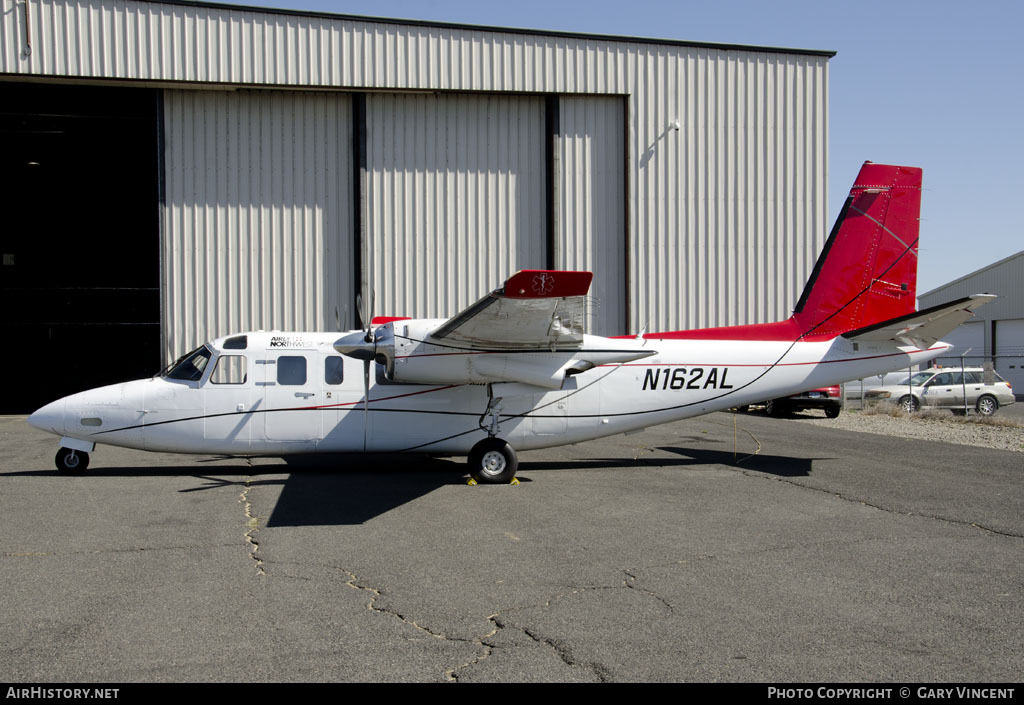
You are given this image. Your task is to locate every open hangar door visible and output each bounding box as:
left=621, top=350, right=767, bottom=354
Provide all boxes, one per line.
left=0, top=83, right=160, bottom=413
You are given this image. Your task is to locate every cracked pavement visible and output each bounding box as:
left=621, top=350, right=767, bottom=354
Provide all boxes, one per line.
left=1, top=411, right=1022, bottom=682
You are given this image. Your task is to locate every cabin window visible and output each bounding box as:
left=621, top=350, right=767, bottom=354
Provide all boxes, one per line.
left=164, top=346, right=212, bottom=381
left=210, top=355, right=248, bottom=385
left=277, top=356, right=307, bottom=386
left=325, top=356, right=344, bottom=385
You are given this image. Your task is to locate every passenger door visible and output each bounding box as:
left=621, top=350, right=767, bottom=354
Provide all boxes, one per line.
left=261, top=351, right=319, bottom=444
left=922, top=372, right=958, bottom=408
left=319, top=353, right=367, bottom=451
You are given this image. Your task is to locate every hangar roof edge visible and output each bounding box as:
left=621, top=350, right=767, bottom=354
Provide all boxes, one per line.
left=919, top=250, right=1024, bottom=300
left=155, top=0, right=837, bottom=58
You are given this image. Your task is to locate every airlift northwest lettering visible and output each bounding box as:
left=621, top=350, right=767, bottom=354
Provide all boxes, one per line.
left=641, top=367, right=734, bottom=391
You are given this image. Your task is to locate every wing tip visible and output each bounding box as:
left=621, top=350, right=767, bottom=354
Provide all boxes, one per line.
left=503, top=270, right=593, bottom=299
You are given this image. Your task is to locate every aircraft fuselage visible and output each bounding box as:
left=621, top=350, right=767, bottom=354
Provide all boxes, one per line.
left=28, top=329, right=945, bottom=458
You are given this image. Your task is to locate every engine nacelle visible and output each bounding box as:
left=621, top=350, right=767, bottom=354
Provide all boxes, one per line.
left=383, top=320, right=655, bottom=389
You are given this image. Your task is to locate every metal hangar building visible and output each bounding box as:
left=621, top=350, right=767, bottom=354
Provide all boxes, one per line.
left=0, top=0, right=832, bottom=411
left=918, top=251, right=1024, bottom=395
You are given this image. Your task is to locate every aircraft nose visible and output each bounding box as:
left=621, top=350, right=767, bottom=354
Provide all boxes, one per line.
left=27, top=398, right=66, bottom=436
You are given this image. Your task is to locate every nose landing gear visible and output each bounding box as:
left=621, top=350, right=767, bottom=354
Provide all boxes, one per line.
left=56, top=447, right=90, bottom=474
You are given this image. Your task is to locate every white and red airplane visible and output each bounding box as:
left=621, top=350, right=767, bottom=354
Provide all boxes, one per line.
left=28, top=162, right=992, bottom=483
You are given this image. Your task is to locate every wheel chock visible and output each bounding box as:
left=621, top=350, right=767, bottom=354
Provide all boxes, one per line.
left=467, top=477, right=520, bottom=486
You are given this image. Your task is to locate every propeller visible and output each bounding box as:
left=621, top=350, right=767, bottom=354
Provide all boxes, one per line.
left=334, top=292, right=379, bottom=449
left=357, top=293, right=374, bottom=443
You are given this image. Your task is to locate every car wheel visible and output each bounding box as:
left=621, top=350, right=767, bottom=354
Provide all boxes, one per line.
left=824, top=407, right=840, bottom=419
left=976, top=395, right=998, bottom=417
left=897, top=395, right=919, bottom=413
left=765, top=399, right=785, bottom=417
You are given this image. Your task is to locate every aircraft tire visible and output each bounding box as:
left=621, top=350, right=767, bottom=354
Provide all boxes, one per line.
left=468, top=438, right=518, bottom=484
left=56, top=448, right=89, bottom=474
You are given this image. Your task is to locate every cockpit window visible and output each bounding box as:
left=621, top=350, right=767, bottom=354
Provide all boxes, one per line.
left=163, top=346, right=212, bottom=381
left=210, top=355, right=248, bottom=384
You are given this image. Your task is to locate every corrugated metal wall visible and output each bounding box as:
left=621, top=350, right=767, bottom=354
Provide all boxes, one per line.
left=557, top=96, right=626, bottom=335
left=630, top=50, right=828, bottom=331
left=162, top=89, right=353, bottom=360
left=365, top=93, right=546, bottom=319
left=4, top=0, right=831, bottom=343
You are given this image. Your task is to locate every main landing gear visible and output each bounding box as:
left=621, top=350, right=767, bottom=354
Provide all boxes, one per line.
left=55, top=447, right=90, bottom=474
left=467, top=385, right=519, bottom=484
left=467, top=437, right=518, bottom=484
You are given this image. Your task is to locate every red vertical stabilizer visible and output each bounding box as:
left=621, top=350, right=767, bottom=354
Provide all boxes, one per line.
left=791, top=161, right=921, bottom=339
left=649, top=162, right=922, bottom=342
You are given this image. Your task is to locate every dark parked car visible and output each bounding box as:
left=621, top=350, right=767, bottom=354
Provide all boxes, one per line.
left=737, top=385, right=843, bottom=418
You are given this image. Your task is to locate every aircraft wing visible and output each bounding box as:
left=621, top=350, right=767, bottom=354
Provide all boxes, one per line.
left=430, top=270, right=594, bottom=349
left=842, top=294, right=996, bottom=348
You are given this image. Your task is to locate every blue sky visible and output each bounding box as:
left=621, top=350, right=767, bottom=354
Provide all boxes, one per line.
left=245, top=0, right=1022, bottom=294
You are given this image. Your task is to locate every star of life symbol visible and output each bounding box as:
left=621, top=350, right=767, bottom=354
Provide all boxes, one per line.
left=531, top=273, right=555, bottom=295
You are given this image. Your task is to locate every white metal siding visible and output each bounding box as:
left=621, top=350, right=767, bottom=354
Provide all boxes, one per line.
left=557, top=95, right=626, bottom=335
left=365, top=93, right=545, bottom=319
left=6, top=0, right=831, bottom=334
left=631, top=50, right=828, bottom=332
left=162, top=89, right=353, bottom=360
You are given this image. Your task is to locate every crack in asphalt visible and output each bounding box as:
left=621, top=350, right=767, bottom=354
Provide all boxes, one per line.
left=742, top=468, right=1024, bottom=539
left=702, top=418, right=1024, bottom=539
left=466, top=571, right=679, bottom=683
left=445, top=615, right=499, bottom=682
left=623, top=568, right=676, bottom=613
left=337, top=569, right=507, bottom=683
left=239, top=476, right=265, bottom=576
left=516, top=620, right=614, bottom=683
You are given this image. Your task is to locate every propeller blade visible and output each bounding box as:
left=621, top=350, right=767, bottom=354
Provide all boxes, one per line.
left=362, top=358, right=371, bottom=451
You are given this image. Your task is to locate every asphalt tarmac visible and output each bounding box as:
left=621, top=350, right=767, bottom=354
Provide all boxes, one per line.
left=1, top=412, right=1021, bottom=683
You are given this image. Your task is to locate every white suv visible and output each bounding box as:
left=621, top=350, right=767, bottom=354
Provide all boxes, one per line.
left=864, top=367, right=1015, bottom=416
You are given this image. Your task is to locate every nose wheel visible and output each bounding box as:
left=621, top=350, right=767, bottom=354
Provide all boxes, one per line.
left=56, top=447, right=90, bottom=474
left=468, top=438, right=518, bottom=484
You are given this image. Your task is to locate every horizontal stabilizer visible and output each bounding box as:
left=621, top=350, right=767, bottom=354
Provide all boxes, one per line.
left=842, top=295, right=996, bottom=348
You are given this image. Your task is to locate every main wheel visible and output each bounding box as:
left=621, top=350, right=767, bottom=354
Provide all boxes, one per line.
left=56, top=448, right=89, bottom=474
left=976, top=395, right=999, bottom=417
left=468, top=438, right=518, bottom=484
left=897, top=395, right=919, bottom=413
